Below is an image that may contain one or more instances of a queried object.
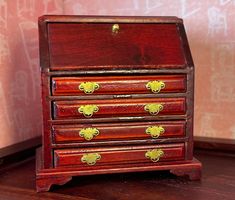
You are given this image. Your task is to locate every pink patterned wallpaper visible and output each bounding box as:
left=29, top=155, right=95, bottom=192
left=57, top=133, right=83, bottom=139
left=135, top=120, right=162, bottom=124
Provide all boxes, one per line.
left=0, top=0, right=63, bottom=148
left=0, top=0, right=235, bottom=148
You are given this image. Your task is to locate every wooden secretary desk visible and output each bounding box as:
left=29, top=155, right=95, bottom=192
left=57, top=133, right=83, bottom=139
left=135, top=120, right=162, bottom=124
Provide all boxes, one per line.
left=36, top=15, right=201, bottom=192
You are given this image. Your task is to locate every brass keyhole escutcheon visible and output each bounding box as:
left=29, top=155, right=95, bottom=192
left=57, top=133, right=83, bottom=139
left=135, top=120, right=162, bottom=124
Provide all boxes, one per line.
left=146, top=80, right=165, bottom=93
left=145, top=126, right=165, bottom=139
left=112, top=24, right=119, bottom=34
left=79, top=82, right=99, bottom=94
left=78, top=105, right=99, bottom=118
left=81, top=153, right=101, bottom=166
left=144, top=103, right=163, bottom=115
left=145, top=149, right=164, bottom=162
left=79, top=127, right=100, bottom=141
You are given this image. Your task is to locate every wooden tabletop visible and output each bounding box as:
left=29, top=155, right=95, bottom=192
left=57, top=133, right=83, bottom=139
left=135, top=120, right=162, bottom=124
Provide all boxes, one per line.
left=0, top=149, right=234, bottom=200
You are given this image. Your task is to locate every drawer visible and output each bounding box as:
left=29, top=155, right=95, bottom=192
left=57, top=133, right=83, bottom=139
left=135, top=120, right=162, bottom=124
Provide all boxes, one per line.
left=48, top=23, right=186, bottom=69
left=54, top=143, right=185, bottom=168
left=53, top=98, right=186, bottom=119
left=52, top=75, right=186, bottom=96
left=52, top=121, right=186, bottom=143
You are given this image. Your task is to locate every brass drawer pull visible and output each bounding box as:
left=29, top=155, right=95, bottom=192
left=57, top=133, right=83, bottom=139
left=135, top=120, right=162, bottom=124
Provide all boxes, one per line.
left=78, top=105, right=99, bottom=118
left=112, top=24, right=119, bottom=34
left=145, top=149, right=164, bottom=162
left=79, top=82, right=99, bottom=94
left=146, top=80, right=165, bottom=93
left=81, top=153, right=101, bottom=166
left=144, top=103, right=163, bottom=115
left=145, top=126, right=165, bottom=139
left=79, top=128, right=99, bottom=141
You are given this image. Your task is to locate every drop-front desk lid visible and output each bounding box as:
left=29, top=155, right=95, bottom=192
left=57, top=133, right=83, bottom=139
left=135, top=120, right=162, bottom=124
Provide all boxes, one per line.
left=39, top=15, right=193, bottom=70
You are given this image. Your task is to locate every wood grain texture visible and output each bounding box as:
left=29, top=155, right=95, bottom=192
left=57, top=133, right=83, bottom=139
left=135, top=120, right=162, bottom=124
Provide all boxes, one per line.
left=41, top=73, right=53, bottom=168
left=170, top=167, right=201, bottom=181
left=52, top=121, right=186, bottom=144
left=1, top=149, right=233, bottom=199
left=52, top=75, right=186, bottom=96
left=53, top=97, right=186, bottom=119
left=36, top=147, right=201, bottom=192
left=38, top=15, right=201, bottom=192
left=48, top=23, right=185, bottom=69
left=53, top=143, right=185, bottom=168
left=36, top=176, right=72, bottom=193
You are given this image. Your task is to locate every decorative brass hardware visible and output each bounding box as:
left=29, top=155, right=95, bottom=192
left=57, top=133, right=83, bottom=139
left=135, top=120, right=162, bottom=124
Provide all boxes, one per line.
left=81, top=153, right=101, bottom=166
left=145, top=149, right=164, bottom=162
left=144, top=104, right=163, bottom=115
left=78, top=105, right=99, bottom=118
left=145, top=126, right=165, bottom=139
left=112, top=24, right=119, bottom=34
left=79, top=127, right=100, bottom=141
left=146, top=80, right=165, bottom=93
left=79, top=82, right=99, bottom=94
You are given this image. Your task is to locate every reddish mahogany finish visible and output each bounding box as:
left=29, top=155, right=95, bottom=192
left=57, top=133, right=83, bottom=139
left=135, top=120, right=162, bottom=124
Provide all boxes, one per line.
left=54, top=143, right=185, bottom=168
left=37, top=15, right=201, bottom=192
left=53, top=98, right=186, bottom=119
left=52, top=121, right=186, bottom=144
left=48, top=23, right=186, bottom=69
left=52, top=75, right=186, bottom=96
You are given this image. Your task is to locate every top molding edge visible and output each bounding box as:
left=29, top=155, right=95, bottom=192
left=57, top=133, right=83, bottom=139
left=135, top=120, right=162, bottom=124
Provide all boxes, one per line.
left=38, top=15, right=183, bottom=24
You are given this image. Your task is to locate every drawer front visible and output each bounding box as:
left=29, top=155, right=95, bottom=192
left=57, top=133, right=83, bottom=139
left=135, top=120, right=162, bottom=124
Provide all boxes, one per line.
left=53, top=98, right=186, bottom=119
left=52, top=121, right=186, bottom=143
left=54, top=143, right=185, bottom=168
left=52, top=75, right=186, bottom=96
left=48, top=23, right=185, bottom=69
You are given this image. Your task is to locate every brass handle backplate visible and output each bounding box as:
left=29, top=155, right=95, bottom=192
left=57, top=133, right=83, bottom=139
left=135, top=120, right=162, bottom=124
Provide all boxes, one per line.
left=81, top=153, right=101, bottom=166
left=146, top=80, right=165, bottom=93
left=145, top=126, right=165, bottom=139
left=78, top=105, right=99, bottom=118
left=79, top=127, right=100, bottom=141
left=145, top=149, right=164, bottom=162
left=79, top=82, right=99, bottom=94
left=144, top=103, right=163, bottom=115
left=112, top=24, right=119, bottom=34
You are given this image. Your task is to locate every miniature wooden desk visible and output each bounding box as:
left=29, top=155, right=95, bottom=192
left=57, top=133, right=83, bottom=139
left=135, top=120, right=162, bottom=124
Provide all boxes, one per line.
left=36, top=15, right=201, bottom=192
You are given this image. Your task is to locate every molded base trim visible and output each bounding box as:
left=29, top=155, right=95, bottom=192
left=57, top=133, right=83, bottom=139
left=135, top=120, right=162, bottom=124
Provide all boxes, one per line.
left=36, top=147, right=202, bottom=192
